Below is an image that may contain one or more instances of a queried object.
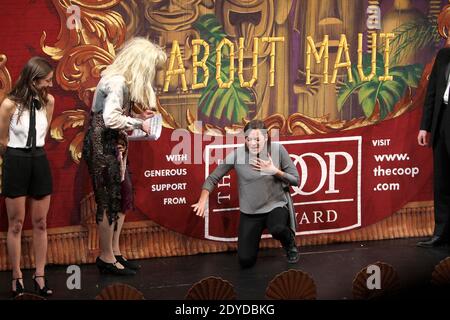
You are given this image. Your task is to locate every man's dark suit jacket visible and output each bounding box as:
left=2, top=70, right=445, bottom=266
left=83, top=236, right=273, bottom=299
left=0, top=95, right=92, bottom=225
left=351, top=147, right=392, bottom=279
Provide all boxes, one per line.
left=421, top=47, right=450, bottom=147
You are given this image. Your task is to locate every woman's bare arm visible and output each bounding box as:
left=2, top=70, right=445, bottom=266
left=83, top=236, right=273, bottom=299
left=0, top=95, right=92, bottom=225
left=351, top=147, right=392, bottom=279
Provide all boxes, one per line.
left=0, top=98, right=16, bottom=155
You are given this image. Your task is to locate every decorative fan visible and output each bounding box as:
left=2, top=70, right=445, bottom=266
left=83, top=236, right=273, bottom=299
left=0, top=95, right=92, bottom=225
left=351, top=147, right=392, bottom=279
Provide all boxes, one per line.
left=431, top=257, right=450, bottom=286
left=265, top=269, right=316, bottom=300
left=14, top=293, right=46, bottom=300
left=185, top=276, right=236, bottom=300
left=95, top=283, right=145, bottom=300
left=352, top=262, right=400, bottom=299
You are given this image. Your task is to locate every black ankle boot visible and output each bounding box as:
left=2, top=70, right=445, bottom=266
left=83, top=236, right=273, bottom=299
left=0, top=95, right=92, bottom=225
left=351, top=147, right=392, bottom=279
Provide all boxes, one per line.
left=286, top=245, right=300, bottom=264
left=115, top=255, right=141, bottom=271
left=96, top=257, right=136, bottom=276
left=283, top=235, right=300, bottom=264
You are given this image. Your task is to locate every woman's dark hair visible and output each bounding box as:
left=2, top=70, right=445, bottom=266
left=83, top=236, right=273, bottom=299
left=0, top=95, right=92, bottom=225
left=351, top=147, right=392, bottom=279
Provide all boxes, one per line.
left=244, top=119, right=271, bottom=154
left=8, top=56, right=53, bottom=115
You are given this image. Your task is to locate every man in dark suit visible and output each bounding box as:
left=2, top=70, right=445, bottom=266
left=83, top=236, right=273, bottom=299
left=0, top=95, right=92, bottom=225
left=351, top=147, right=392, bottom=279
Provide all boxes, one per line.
left=417, top=46, right=450, bottom=247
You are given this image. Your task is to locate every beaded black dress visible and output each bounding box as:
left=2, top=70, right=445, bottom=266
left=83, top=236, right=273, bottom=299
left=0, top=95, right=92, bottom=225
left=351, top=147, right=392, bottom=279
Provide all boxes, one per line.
left=82, top=75, right=141, bottom=225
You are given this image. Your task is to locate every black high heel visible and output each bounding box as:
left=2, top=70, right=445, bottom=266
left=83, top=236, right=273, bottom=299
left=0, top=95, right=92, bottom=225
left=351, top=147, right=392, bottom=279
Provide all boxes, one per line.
left=32, top=274, right=53, bottom=297
left=11, top=278, right=24, bottom=297
left=96, top=257, right=136, bottom=276
left=114, top=255, right=141, bottom=271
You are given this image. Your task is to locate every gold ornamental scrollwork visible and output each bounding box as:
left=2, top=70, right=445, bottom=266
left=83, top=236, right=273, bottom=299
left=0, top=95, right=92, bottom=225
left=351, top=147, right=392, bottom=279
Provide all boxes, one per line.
left=0, top=53, right=12, bottom=191
left=52, top=45, right=115, bottom=105
left=41, top=0, right=126, bottom=105
left=42, top=0, right=126, bottom=163
left=50, top=109, right=88, bottom=164
left=0, top=54, right=12, bottom=102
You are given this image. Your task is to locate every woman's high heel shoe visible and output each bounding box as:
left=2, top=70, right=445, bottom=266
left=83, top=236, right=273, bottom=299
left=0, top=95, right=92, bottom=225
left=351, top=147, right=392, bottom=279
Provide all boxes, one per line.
left=32, top=274, right=53, bottom=297
left=114, top=255, right=141, bottom=271
left=96, top=257, right=136, bottom=276
left=11, top=278, right=24, bottom=297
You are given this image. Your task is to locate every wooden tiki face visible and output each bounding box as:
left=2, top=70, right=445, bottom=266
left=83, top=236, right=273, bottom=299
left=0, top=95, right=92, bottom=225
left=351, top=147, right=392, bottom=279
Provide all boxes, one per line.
left=216, top=0, right=274, bottom=56
left=144, top=0, right=203, bottom=31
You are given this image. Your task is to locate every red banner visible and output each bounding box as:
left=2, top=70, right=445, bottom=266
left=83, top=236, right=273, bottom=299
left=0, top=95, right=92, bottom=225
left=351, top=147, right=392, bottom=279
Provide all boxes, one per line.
left=130, top=106, right=433, bottom=240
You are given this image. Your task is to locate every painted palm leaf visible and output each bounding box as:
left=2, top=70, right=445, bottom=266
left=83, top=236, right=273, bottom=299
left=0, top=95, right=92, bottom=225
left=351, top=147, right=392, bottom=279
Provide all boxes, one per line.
left=194, top=14, right=228, bottom=46
left=193, top=14, right=253, bottom=125
left=338, top=52, right=422, bottom=119
left=386, top=16, right=442, bottom=66
left=199, top=77, right=253, bottom=123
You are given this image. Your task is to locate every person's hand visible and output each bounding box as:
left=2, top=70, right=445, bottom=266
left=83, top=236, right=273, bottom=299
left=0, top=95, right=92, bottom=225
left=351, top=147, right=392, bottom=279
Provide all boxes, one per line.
left=141, top=118, right=151, bottom=135
left=417, top=130, right=429, bottom=146
left=251, top=155, right=279, bottom=175
left=117, top=144, right=126, bottom=153
left=191, top=198, right=207, bottom=218
left=137, top=109, right=156, bottom=120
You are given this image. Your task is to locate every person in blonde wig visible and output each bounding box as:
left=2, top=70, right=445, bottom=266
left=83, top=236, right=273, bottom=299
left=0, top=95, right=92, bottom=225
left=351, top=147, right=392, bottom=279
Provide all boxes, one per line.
left=101, top=37, right=165, bottom=110
left=82, top=37, right=167, bottom=275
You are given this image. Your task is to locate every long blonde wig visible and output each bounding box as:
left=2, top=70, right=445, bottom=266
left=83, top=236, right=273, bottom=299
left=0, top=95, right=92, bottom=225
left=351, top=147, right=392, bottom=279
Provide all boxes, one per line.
left=102, top=37, right=167, bottom=109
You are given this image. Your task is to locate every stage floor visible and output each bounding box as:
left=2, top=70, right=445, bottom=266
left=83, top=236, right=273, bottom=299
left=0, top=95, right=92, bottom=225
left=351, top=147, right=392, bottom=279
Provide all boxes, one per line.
left=0, top=237, right=449, bottom=300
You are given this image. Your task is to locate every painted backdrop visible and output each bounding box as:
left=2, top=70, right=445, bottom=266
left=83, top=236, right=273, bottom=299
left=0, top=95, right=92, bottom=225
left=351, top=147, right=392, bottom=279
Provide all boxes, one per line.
left=0, top=0, right=447, bottom=242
